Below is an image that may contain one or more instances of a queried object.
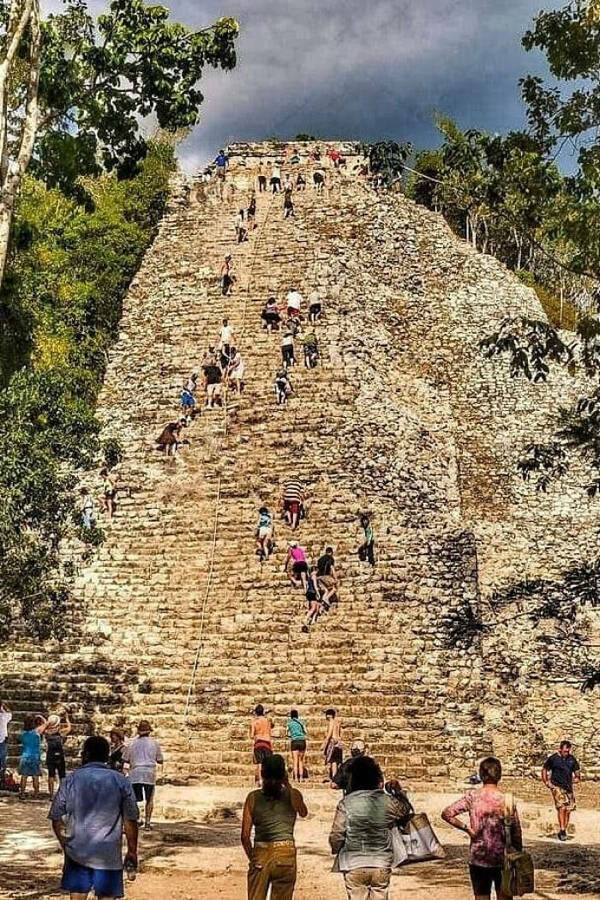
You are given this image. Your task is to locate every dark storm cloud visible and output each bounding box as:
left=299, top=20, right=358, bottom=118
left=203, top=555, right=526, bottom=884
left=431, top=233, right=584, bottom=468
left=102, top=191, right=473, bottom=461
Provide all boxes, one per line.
left=44, top=0, right=562, bottom=172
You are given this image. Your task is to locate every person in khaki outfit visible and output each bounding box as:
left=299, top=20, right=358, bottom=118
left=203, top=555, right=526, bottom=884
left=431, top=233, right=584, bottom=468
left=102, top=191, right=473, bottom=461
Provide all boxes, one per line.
left=241, top=754, right=307, bottom=899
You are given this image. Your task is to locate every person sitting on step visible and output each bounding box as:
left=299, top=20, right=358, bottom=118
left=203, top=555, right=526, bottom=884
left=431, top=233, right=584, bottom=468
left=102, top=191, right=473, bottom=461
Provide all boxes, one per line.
left=255, top=507, right=274, bottom=562
left=201, top=346, right=218, bottom=370
left=302, top=566, right=321, bottom=632
left=281, top=330, right=296, bottom=369
left=261, top=297, right=281, bottom=332
left=274, top=369, right=293, bottom=405
left=301, top=331, right=319, bottom=368
left=285, top=541, right=309, bottom=592
left=308, top=289, right=322, bottom=324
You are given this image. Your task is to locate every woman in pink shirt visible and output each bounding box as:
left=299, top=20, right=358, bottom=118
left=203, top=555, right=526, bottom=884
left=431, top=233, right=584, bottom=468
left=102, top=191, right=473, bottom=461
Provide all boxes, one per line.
left=285, top=542, right=309, bottom=591
left=442, top=756, right=522, bottom=900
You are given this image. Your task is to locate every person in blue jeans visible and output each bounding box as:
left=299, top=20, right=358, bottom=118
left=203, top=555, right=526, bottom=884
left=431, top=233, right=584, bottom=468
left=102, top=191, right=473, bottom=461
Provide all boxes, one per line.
left=286, top=710, right=308, bottom=783
left=49, top=735, right=139, bottom=900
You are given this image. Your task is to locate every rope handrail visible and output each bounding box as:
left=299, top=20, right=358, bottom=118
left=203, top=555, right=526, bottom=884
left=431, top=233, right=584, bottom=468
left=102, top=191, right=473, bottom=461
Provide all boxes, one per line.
left=183, top=183, right=278, bottom=722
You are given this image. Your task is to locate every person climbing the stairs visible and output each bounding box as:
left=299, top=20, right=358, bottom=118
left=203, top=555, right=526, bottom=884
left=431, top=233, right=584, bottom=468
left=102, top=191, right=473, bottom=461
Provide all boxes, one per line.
left=220, top=254, right=234, bottom=296
left=296, top=171, right=307, bottom=191
left=281, top=478, right=304, bottom=530
left=219, top=318, right=234, bottom=370
left=274, top=369, right=293, bottom=405
left=100, top=467, right=117, bottom=517
left=308, top=288, right=322, bottom=324
left=250, top=704, right=274, bottom=784
left=283, top=190, right=295, bottom=219
left=180, top=376, right=197, bottom=423
left=281, top=329, right=296, bottom=369
left=255, top=507, right=274, bottom=562
left=286, top=710, right=308, bottom=783
left=313, top=168, right=325, bottom=193
left=317, top=546, right=338, bottom=612
left=286, top=288, right=303, bottom=320
left=203, top=364, right=223, bottom=409
left=262, top=296, right=282, bottom=332
left=156, top=419, right=187, bottom=456
left=359, top=513, right=376, bottom=567
left=285, top=542, right=309, bottom=592
left=257, top=160, right=267, bottom=193
left=228, top=346, right=245, bottom=395
left=301, top=330, right=319, bottom=368
left=270, top=162, right=282, bottom=193
left=236, top=208, right=248, bottom=243
left=302, top=566, right=321, bottom=633
left=247, top=192, right=257, bottom=231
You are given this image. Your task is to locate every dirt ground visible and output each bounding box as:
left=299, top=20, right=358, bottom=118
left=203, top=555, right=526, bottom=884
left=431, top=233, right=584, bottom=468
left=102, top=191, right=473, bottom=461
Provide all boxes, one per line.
left=2, top=778, right=600, bottom=899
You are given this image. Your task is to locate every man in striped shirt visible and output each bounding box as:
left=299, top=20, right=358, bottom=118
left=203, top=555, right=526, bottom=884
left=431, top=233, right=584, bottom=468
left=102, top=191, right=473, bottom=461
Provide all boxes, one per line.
left=281, top=479, right=304, bottom=530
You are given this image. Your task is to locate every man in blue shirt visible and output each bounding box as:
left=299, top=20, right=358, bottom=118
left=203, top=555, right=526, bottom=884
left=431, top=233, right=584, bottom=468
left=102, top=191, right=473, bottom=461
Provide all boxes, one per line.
left=542, top=739, right=581, bottom=842
left=49, top=735, right=139, bottom=899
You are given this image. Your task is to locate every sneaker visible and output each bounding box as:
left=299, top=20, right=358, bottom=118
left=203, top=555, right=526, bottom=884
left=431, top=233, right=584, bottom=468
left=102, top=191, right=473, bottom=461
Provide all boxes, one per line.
left=558, top=830, right=567, bottom=841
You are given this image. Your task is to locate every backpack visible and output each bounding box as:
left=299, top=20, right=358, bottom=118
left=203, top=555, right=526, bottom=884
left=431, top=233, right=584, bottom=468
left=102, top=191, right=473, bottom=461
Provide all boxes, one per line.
left=502, top=793, right=535, bottom=896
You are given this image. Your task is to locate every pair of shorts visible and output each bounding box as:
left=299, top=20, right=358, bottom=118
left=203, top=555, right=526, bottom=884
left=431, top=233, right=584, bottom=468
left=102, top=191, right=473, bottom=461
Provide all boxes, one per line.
left=62, top=855, right=124, bottom=899
left=469, top=864, right=502, bottom=896
left=309, top=303, right=321, bottom=314
left=292, top=561, right=308, bottom=576
left=284, top=500, right=300, bottom=517
left=132, top=783, right=155, bottom=802
left=18, top=758, right=41, bottom=777
left=47, top=756, right=66, bottom=779
left=207, top=383, right=222, bottom=398
left=253, top=744, right=273, bottom=765
left=551, top=786, right=576, bottom=810
left=258, top=526, right=272, bottom=540
left=290, top=740, right=306, bottom=752
left=329, top=746, right=343, bottom=766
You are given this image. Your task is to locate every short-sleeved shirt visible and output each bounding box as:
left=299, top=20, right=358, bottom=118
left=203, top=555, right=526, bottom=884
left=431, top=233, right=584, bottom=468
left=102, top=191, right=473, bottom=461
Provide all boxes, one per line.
left=544, top=753, right=580, bottom=791
left=284, top=480, right=303, bottom=502
left=286, top=291, right=303, bottom=310
left=48, top=762, right=139, bottom=870
left=443, top=788, right=522, bottom=867
left=205, top=365, right=222, bottom=385
left=20, top=729, right=41, bottom=760
left=122, top=736, right=163, bottom=786
left=317, top=554, right=335, bottom=576
left=220, top=325, right=233, bottom=344
left=0, top=712, right=11, bottom=742
left=286, top=718, right=307, bottom=741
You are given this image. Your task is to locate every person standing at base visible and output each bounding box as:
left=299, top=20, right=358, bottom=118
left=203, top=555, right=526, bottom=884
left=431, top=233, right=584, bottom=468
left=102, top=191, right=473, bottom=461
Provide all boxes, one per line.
left=49, top=735, right=139, bottom=900
left=286, top=710, right=308, bottom=784
left=0, top=699, right=12, bottom=780
left=45, top=710, right=72, bottom=799
left=242, top=753, right=308, bottom=900
left=122, top=720, right=163, bottom=831
left=322, top=709, right=343, bottom=781
left=19, top=714, right=48, bottom=799
left=442, top=756, right=523, bottom=900
left=251, top=705, right=274, bottom=784
left=542, top=740, right=581, bottom=841
left=329, top=755, right=411, bottom=900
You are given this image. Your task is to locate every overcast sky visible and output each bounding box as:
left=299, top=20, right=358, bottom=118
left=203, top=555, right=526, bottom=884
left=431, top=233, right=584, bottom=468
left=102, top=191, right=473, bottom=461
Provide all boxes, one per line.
left=46, top=1, right=565, bottom=173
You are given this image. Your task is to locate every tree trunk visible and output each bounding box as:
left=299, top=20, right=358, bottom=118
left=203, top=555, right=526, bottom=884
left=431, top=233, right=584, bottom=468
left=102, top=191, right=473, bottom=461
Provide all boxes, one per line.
left=0, top=0, right=41, bottom=287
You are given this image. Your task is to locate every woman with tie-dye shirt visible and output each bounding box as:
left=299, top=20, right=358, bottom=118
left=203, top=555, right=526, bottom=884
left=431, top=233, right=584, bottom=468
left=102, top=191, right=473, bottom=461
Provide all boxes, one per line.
left=442, top=756, right=523, bottom=900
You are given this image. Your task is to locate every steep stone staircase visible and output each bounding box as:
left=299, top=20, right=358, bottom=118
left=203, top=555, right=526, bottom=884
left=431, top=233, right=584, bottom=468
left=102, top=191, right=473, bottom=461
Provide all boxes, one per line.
left=1, top=143, right=521, bottom=780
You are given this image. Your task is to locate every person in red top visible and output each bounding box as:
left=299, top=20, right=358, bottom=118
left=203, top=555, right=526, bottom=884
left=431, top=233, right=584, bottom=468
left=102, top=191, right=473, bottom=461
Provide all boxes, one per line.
left=442, top=757, right=522, bottom=900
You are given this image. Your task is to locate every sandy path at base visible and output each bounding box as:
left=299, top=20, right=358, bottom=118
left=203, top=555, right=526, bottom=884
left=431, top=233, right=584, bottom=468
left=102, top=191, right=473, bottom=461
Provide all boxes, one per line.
left=2, top=779, right=599, bottom=899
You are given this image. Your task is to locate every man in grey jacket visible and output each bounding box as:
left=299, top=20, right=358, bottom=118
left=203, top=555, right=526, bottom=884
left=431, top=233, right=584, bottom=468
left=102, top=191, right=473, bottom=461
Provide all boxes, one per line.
left=329, top=756, right=411, bottom=899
